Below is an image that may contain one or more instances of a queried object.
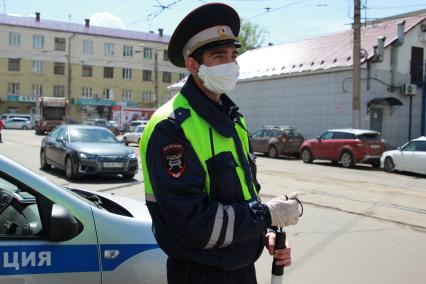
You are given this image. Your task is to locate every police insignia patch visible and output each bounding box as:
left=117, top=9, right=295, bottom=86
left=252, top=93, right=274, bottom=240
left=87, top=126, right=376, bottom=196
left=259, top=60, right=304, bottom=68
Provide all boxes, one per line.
left=163, top=144, right=185, bottom=178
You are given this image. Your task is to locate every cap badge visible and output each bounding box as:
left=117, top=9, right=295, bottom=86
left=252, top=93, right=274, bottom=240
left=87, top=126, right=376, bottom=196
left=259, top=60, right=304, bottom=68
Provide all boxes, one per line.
left=217, top=26, right=227, bottom=37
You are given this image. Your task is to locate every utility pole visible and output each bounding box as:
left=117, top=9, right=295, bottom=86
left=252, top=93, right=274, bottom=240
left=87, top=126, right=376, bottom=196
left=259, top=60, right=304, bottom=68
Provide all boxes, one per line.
left=352, top=0, right=361, bottom=129
left=67, top=33, right=76, bottom=122
left=154, top=50, right=159, bottom=108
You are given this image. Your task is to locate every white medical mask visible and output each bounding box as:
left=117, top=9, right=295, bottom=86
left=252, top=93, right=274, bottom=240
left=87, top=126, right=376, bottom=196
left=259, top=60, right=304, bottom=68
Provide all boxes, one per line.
left=197, top=62, right=240, bottom=94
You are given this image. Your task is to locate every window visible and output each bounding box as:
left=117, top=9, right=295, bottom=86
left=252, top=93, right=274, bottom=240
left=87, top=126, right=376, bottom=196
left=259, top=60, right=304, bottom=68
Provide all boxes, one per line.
left=143, top=70, right=152, bottom=81
left=123, top=45, right=133, bottom=57
left=54, top=62, right=65, bottom=75
left=82, top=65, right=93, bottom=77
left=410, top=47, right=424, bottom=85
left=83, top=40, right=94, bottom=54
left=122, top=68, right=132, bottom=80
left=82, top=87, right=93, bottom=98
left=142, top=90, right=153, bottom=102
left=162, top=71, right=172, bottom=83
left=8, top=83, right=20, bottom=95
left=32, top=83, right=43, bottom=97
left=122, top=89, right=132, bottom=101
left=54, top=37, right=66, bottom=51
left=320, top=132, right=334, bottom=140
left=252, top=130, right=264, bottom=138
left=33, top=35, right=44, bottom=49
left=143, top=48, right=153, bottom=59
left=104, top=43, right=115, bottom=56
left=32, top=60, right=44, bottom=73
left=333, top=132, right=355, bottom=139
left=8, top=58, right=20, bottom=72
left=0, top=175, right=41, bottom=237
left=103, top=88, right=114, bottom=100
left=104, top=67, right=114, bottom=78
left=163, top=50, right=169, bottom=61
left=53, top=85, right=65, bottom=97
left=179, top=73, right=186, bottom=80
left=9, top=32, right=20, bottom=47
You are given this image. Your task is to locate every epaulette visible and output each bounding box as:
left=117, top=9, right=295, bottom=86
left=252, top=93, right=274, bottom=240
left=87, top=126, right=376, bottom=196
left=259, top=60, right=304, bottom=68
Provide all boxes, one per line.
left=168, top=107, right=191, bottom=126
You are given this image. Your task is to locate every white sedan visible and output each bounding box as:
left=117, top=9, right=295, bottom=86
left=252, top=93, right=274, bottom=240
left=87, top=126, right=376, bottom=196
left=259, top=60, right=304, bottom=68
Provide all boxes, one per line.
left=381, top=136, right=426, bottom=175
left=122, top=125, right=145, bottom=146
left=0, top=154, right=166, bottom=283
left=3, top=117, right=33, bottom=129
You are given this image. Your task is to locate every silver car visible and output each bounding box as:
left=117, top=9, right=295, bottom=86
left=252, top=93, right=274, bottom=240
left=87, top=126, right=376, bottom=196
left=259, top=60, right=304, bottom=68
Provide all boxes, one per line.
left=3, top=117, right=33, bottom=129
left=0, top=154, right=166, bottom=283
left=122, top=125, right=145, bottom=146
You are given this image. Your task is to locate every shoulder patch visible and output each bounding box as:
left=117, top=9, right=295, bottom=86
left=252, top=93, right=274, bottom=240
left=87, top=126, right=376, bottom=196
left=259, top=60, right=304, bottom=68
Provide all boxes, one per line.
left=168, top=107, right=190, bottom=125
left=163, top=144, right=185, bottom=178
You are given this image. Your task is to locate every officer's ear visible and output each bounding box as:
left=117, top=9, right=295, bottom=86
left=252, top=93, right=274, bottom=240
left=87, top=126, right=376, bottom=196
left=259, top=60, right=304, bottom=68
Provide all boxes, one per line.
left=185, top=57, right=200, bottom=75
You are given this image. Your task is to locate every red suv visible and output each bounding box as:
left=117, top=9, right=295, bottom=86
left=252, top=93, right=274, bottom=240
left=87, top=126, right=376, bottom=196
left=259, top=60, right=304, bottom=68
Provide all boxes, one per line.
left=300, top=129, right=386, bottom=168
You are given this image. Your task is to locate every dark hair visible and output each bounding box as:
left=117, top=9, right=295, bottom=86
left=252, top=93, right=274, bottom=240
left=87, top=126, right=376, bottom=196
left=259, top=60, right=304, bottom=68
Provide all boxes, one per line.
left=189, top=48, right=204, bottom=64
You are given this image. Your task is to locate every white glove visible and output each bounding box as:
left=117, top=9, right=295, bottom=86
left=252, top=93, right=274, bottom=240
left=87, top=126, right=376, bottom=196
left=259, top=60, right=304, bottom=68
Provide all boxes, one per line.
left=266, top=193, right=300, bottom=227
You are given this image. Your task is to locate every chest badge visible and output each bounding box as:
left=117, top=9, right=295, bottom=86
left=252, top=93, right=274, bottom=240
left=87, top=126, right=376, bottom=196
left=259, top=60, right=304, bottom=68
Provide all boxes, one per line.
left=163, top=144, right=185, bottom=178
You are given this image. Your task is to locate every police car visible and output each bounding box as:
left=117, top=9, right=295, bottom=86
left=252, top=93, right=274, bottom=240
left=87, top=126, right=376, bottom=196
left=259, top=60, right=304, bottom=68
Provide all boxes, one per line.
left=0, top=154, right=166, bottom=283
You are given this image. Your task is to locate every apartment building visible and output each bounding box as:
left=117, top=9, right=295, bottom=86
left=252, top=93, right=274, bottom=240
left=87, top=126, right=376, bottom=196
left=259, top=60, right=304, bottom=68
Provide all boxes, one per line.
left=0, top=12, right=187, bottom=121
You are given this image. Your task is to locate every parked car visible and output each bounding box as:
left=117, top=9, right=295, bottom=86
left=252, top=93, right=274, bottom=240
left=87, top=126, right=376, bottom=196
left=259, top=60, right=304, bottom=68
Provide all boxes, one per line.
left=40, top=125, right=138, bottom=180
left=300, top=129, right=386, bottom=168
left=84, top=119, right=120, bottom=136
left=0, top=153, right=166, bottom=283
left=381, top=136, right=426, bottom=175
left=130, top=120, right=149, bottom=132
left=3, top=117, right=33, bottom=129
left=250, top=126, right=304, bottom=158
left=122, top=125, right=145, bottom=146
left=1, top=113, right=35, bottom=128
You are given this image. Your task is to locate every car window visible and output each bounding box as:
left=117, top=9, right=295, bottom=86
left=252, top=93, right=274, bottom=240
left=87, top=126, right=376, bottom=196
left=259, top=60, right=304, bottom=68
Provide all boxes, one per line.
left=284, top=129, right=300, bottom=137
left=272, top=130, right=282, bottom=137
left=333, top=132, right=355, bottom=139
left=357, top=133, right=381, bottom=141
left=320, top=132, right=334, bottom=139
left=57, top=128, right=67, bottom=141
left=69, top=128, right=118, bottom=143
left=402, top=141, right=418, bottom=152
left=135, top=126, right=145, bottom=133
left=0, top=174, right=42, bottom=237
left=49, top=126, right=62, bottom=138
left=131, top=121, right=141, bottom=127
left=416, top=141, right=426, bottom=151
left=252, top=130, right=264, bottom=137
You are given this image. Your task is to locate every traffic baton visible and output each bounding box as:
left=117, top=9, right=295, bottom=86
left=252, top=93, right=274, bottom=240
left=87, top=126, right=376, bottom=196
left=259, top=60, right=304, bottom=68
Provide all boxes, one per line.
left=271, top=227, right=286, bottom=284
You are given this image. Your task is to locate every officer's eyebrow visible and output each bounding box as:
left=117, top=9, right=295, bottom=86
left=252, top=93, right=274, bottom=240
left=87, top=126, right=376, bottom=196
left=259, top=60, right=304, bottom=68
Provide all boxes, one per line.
left=206, top=47, right=238, bottom=57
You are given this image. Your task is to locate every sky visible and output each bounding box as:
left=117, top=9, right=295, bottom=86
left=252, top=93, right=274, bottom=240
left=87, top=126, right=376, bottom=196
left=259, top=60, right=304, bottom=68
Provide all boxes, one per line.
left=3, top=0, right=426, bottom=45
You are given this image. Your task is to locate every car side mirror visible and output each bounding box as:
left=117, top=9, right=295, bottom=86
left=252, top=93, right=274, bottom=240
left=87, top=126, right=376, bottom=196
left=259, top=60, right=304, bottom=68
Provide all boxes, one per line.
left=397, top=146, right=401, bottom=151
left=56, top=137, right=65, bottom=144
left=48, top=204, right=80, bottom=242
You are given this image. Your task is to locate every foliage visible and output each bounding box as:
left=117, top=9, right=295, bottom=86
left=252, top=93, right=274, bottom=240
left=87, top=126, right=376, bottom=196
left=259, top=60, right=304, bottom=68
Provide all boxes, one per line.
left=238, top=19, right=268, bottom=54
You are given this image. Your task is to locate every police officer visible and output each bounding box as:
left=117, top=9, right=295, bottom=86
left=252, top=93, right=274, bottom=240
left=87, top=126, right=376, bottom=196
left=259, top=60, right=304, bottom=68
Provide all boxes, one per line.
left=140, top=3, right=301, bottom=283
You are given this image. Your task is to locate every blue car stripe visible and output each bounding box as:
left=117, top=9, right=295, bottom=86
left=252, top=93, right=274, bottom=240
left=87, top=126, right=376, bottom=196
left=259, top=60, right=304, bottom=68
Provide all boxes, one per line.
left=0, top=243, right=159, bottom=276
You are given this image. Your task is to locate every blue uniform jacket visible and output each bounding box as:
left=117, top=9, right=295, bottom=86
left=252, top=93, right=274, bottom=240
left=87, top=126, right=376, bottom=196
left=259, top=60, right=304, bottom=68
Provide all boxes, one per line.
left=144, top=75, right=271, bottom=270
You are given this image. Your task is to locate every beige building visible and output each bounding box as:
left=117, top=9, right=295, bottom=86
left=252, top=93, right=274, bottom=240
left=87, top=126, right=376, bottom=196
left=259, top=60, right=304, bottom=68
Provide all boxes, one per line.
left=0, top=12, right=187, bottom=122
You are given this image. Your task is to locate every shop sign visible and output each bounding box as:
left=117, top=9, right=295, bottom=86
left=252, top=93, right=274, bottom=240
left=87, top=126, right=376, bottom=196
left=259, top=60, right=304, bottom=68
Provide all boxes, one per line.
left=76, top=98, right=116, bottom=106
left=7, top=95, right=37, bottom=103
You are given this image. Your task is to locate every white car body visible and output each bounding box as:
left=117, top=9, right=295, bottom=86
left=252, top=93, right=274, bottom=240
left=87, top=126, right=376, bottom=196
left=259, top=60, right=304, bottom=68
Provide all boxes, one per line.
left=3, top=117, right=33, bottom=129
left=123, top=125, right=145, bottom=146
left=0, top=154, right=166, bottom=283
left=380, top=136, right=426, bottom=175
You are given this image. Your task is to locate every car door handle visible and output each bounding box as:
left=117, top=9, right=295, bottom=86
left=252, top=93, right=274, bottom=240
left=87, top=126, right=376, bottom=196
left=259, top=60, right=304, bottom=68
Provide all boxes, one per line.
left=104, top=249, right=120, bottom=260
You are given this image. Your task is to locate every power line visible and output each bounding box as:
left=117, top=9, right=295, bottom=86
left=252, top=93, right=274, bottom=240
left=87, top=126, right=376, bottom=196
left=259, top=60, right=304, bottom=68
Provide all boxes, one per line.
left=246, top=0, right=317, bottom=20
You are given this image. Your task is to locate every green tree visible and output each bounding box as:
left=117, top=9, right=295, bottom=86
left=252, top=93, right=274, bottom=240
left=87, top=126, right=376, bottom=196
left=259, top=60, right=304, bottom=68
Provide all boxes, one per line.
left=238, top=19, right=268, bottom=54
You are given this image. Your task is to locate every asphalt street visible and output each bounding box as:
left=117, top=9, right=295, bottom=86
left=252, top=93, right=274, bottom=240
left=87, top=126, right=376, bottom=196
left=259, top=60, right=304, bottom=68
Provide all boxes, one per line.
left=0, top=129, right=425, bottom=284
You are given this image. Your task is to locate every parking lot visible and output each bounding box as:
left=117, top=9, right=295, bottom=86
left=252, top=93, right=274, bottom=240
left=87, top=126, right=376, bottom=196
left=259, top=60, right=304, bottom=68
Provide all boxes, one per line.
left=1, top=129, right=426, bottom=283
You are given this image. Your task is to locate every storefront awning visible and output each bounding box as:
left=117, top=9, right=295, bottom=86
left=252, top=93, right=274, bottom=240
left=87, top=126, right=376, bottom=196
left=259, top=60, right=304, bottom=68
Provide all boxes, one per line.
left=367, top=97, right=403, bottom=108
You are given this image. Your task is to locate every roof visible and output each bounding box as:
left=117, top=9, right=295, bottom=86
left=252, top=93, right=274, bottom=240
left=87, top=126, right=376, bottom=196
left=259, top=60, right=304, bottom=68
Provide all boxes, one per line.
left=413, top=136, right=426, bottom=141
left=0, top=13, right=170, bottom=43
left=328, top=129, right=380, bottom=135
left=237, top=13, right=426, bottom=81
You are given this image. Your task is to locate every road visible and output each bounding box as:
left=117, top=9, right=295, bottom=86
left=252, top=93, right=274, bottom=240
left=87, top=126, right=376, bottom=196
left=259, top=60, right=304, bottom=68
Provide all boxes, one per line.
left=0, top=129, right=425, bottom=284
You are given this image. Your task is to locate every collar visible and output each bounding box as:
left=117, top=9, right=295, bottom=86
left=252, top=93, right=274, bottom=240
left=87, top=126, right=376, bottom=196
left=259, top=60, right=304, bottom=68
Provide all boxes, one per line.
left=181, top=75, right=239, bottom=138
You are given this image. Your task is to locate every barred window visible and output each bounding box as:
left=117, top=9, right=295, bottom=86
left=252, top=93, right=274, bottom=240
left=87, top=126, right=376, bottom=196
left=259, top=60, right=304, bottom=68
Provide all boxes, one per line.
left=54, top=37, right=66, bottom=51
left=104, top=67, right=114, bottom=78
left=82, top=65, right=93, bottom=77
left=54, top=62, right=65, bottom=75
left=8, top=58, right=20, bottom=72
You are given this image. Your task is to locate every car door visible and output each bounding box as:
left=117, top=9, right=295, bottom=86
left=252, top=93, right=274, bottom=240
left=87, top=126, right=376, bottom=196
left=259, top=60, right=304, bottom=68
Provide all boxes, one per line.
left=410, top=141, right=426, bottom=174
left=50, top=127, right=68, bottom=168
left=0, top=163, right=101, bottom=284
left=250, top=130, right=264, bottom=152
left=44, top=127, right=60, bottom=165
left=398, top=141, right=417, bottom=171
left=312, top=131, right=334, bottom=159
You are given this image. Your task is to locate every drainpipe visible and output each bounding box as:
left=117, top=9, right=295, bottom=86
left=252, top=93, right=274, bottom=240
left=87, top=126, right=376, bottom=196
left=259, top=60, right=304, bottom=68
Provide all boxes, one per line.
left=390, top=21, right=405, bottom=90
left=67, top=33, right=76, bottom=121
left=421, top=60, right=426, bottom=136
left=368, top=36, right=386, bottom=90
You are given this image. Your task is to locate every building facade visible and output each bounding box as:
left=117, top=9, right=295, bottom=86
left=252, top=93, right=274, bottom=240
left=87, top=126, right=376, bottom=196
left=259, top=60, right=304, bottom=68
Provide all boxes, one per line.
left=229, top=11, right=426, bottom=148
left=0, top=13, right=187, bottom=122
